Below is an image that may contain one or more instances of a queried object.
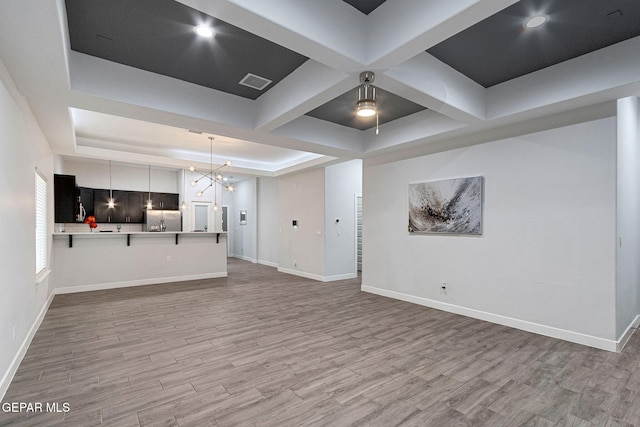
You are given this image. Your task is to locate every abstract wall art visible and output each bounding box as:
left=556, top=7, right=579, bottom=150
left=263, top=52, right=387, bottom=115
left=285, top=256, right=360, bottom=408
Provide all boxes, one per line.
left=408, top=176, right=483, bottom=235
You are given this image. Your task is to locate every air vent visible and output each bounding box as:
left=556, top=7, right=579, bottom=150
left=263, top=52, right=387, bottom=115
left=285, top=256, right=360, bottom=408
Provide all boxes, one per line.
left=239, top=73, right=272, bottom=91
left=187, top=129, right=203, bottom=134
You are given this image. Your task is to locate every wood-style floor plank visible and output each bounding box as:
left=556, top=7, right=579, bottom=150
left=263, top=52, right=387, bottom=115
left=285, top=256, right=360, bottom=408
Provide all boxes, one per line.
left=1, top=258, right=640, bottom=426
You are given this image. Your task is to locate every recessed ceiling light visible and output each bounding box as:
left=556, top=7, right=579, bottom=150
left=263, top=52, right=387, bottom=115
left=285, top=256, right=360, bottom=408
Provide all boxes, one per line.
left=195, top=25, right=215, bottom=38
left=524, top=15, right=549, bottom=29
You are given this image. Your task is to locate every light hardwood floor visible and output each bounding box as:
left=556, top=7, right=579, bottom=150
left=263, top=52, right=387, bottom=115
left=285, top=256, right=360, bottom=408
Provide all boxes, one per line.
left=1, top=258, right=640, bottom=426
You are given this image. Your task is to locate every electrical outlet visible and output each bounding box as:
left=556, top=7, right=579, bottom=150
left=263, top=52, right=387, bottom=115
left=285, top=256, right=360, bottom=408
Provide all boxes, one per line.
left=293, top=259, right=297, bottom=267
left=441, top=282, right=448, bottom=295
left=166, top=256, right=172, bottom=262
left=12, top=325, right=16, bottom=341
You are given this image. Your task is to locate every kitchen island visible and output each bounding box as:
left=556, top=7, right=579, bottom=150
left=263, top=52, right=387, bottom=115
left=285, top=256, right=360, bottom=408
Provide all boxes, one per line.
left=51, top=231, right=227, bottom=293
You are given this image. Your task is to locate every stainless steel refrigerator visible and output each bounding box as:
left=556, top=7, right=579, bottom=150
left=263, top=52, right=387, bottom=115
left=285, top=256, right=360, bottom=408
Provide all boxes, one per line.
left=144, top=210, right=182, bottom=232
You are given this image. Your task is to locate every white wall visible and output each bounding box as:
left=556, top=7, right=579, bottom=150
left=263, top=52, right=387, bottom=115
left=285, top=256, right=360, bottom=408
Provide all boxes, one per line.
left=362, top=118, right=618, bottom=348
left=616, top=97, right=640, bottom=339
left=278, top=168, right=326, bottom=279
left=257, top=177, right=279, bottom=266
left=231, top=178, right=258, bottom=262
left=325, top=160, right=362, bottom=279
left=51, top=234, right=227, bottom=293
left=0, top=59, right=54, bottom=398
left=63, top=159, right=179, bottom=193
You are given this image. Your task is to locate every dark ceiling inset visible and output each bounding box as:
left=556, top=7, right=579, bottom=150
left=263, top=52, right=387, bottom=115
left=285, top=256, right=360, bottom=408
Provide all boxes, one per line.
left=428, top=0, right=640, bottom=88
left=65, top=0, right=308, bottom=100
left=306, top=87, right=426, bottom=131
left=342, top=0, right=387, bottom=15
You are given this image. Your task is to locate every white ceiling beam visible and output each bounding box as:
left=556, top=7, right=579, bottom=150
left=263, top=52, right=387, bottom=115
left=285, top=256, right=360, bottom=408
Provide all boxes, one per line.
left=68, top=52, right=256, bottom=130
left=254, top=60, right=352, bottom=132
left=176, top=0, right=367, bottom=71
left=272, top=115, right=367, bottom=155
left=366, top=0, right=518, bottom=69
left=378, top=52, right=487, bottom=123
left=487, top=36, right=640, bottom=120
left=27, top=101, right=77, bottom=155
left=68, top=89, right=360, bottom=160
left=0, top=0, right=71, bottom=100
left=363, top=110, right=468, bottom=154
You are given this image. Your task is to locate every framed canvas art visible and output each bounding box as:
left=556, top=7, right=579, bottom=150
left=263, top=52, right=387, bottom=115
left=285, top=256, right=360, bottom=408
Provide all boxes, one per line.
left=408, top=176, right=483, bottom=235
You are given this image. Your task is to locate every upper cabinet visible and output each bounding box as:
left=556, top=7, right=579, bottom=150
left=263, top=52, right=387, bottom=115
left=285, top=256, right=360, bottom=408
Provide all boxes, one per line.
left=77, top=187, right=94, bottom=220
left=94, top=190, right=152, bottom=223
left=150, top=192, right=180, bottom=210
left=54, top=174, right=179, bottom=223
left=54, top=174, right=76, bottom=223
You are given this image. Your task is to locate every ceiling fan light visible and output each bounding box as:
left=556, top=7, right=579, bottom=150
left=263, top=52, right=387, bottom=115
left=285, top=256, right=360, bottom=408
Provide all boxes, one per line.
left=356, top=101, right=377, bottom=117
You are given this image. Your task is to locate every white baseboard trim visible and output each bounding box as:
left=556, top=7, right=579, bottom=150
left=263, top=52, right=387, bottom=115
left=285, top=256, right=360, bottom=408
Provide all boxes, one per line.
left=231, top=255, right=258, bottom=264
left=55, top=272, right=228, bottom=294
left=277, top=268, right=357, bottom=282
left=324, top=273, right=358, bottom=282
left=361, top=285, right=620, bottom=352
left=0, top=291, right=55, bottom=401
left=617, top=315, right=640, bottom=352
left=258, top=260, right=278, bottom=268
left=278, top=267, right=325, bottom=282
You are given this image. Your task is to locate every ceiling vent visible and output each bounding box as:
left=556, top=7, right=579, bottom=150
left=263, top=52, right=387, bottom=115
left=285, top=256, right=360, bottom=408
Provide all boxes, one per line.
left=239, top=73, right=272, bottom=91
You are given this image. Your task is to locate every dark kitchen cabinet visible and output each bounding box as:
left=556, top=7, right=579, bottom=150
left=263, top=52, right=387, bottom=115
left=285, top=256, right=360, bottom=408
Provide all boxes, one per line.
left=125, top=191, right=145, bottom=223
left=93, top=189, right=115, bottom=223
left=77, top=187, right=94, bottom=220
left=54, top=174, right=76, bottom=223
left=150, top=192, right=180, bottom=210
left=94, top=190, right=146, bottom=223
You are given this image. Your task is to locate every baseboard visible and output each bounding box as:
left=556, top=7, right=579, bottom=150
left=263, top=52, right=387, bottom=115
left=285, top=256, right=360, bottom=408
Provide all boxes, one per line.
left=55, top=272, right=228, bottom=294
left=0, top=291, right=55, bottom=401
left=257, top=260, right=278, bottom=268
left=277, top=268, right=357, bottom=282
left=361, top=285, right=620, bottom=352
left=278, top=267, right=325, bottom=282
left=324, top=273, right=358, bottom=282
left=617, top=315, right=640, bottom=352
left=231, top=255, right=258, bottom=264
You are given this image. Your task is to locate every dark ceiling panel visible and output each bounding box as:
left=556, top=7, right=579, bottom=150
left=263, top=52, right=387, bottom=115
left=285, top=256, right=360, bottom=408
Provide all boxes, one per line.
left=65, top=0, right=308, bottom=100
left=428, top=0, right=640, bottom=88
left=342, top=0, right=387, bottom=15
left=306, top=86, right=426, bottom=131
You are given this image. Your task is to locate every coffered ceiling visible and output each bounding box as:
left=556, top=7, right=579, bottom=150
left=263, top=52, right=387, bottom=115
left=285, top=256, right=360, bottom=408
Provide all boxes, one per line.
left=0, top=0, right=638, bottom=176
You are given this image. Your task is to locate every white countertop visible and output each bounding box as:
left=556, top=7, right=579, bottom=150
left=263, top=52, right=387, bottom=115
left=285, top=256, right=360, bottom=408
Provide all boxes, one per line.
left=53, top=231, right=227, bottom=237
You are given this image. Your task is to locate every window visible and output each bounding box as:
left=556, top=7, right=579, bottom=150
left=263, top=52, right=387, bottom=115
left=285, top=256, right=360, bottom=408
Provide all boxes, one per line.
left=35, top=171, right=47, bottom=275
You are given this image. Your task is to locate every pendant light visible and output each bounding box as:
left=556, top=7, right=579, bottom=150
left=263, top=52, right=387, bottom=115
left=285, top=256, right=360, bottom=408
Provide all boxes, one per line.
left=107, top=160, right=115, bottom=208
left=181, top=169, right=187, bottom=211
left=146, top=165, right=153, bottom=210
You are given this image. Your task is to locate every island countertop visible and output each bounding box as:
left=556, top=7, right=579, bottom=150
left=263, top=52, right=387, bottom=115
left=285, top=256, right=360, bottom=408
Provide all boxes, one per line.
left=51, top=231, right=228, bottom=293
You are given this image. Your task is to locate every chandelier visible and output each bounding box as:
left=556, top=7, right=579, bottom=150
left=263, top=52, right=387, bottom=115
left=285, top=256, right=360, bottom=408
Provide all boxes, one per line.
left=189, top=136, right=233, bottom=211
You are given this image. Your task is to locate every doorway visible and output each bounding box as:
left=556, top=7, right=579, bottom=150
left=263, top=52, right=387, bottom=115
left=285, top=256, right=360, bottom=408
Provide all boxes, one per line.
left=222, top=205, right=230, bottom=256
left=356, top=195, right=362, bottom=272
